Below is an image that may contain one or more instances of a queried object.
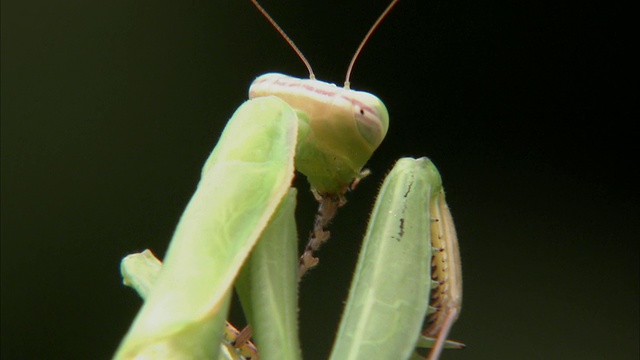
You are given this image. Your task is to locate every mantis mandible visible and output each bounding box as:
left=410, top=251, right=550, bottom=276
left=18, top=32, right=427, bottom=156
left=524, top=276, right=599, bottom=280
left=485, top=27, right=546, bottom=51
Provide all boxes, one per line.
left=114, top=1, right=463, bottom=359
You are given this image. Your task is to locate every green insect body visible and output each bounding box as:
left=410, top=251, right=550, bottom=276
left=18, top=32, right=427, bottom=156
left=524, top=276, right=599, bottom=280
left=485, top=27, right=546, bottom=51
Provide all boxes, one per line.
left=115, top=99, right=464, bottom=359
left=116, top=1, right=465, bottom=359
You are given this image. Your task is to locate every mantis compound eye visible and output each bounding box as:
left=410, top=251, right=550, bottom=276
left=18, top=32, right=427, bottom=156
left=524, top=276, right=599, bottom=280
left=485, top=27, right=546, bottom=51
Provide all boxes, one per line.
left=350, top=90, right=389, bottom=153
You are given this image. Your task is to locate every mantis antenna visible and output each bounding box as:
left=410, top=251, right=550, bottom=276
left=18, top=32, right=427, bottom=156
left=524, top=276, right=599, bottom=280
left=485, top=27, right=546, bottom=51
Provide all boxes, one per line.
left=250, top=0, right=316, bottom=80
left=251, top=0, right=400, bottom=88
left=344, top=0, right=399, bottom=89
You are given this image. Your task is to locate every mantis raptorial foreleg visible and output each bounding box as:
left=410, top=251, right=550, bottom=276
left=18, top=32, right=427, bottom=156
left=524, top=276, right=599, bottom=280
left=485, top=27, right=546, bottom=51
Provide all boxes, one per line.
left=329, top=158, right=463, bottom=360
left=114, top=96, right=299, bottom=360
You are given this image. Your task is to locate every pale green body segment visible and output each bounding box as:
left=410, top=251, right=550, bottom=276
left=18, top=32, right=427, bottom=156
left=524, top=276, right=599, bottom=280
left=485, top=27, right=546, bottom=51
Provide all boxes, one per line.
left=114, top=96, right=298, bottom=359
left=329, top=158, right=440, bottom=360
left=250, top=73, right=389, bottom=195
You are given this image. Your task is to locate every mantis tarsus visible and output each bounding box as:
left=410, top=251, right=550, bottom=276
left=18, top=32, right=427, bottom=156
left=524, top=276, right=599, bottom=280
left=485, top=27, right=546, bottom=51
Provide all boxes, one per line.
left=114, top=1, right=463, bottom=359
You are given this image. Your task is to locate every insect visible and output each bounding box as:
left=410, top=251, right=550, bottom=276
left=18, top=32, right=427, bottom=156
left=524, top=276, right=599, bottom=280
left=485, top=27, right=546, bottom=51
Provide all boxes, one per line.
left=114, top=1, right=463, bottom=359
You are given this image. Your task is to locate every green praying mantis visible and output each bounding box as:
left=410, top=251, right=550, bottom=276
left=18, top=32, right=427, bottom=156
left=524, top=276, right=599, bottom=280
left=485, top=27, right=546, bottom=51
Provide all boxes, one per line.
left=114, top=1, right=463, bottom=359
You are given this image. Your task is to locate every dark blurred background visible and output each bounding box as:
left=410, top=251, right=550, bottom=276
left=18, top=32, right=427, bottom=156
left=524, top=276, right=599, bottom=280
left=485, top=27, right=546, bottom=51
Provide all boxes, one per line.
left=2, top=1, right=636, bottom=359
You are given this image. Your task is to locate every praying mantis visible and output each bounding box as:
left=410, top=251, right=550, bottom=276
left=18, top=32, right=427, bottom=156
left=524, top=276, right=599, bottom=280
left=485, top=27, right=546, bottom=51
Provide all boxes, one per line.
left=113, top=1, right=463, bottom=359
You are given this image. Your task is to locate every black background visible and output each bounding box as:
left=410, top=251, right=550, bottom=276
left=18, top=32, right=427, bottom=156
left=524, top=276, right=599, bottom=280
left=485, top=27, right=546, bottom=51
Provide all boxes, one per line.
left=2, top=1, right=636, bottom=359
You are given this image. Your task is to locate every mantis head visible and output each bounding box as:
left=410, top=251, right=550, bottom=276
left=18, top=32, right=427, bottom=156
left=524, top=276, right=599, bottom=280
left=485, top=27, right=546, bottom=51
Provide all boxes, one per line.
left=249, top=74, right=388, bottom=195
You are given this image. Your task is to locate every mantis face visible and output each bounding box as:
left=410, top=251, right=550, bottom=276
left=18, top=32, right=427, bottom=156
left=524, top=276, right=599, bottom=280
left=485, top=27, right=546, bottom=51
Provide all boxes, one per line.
left=250, top=73, right=389, bottom=195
